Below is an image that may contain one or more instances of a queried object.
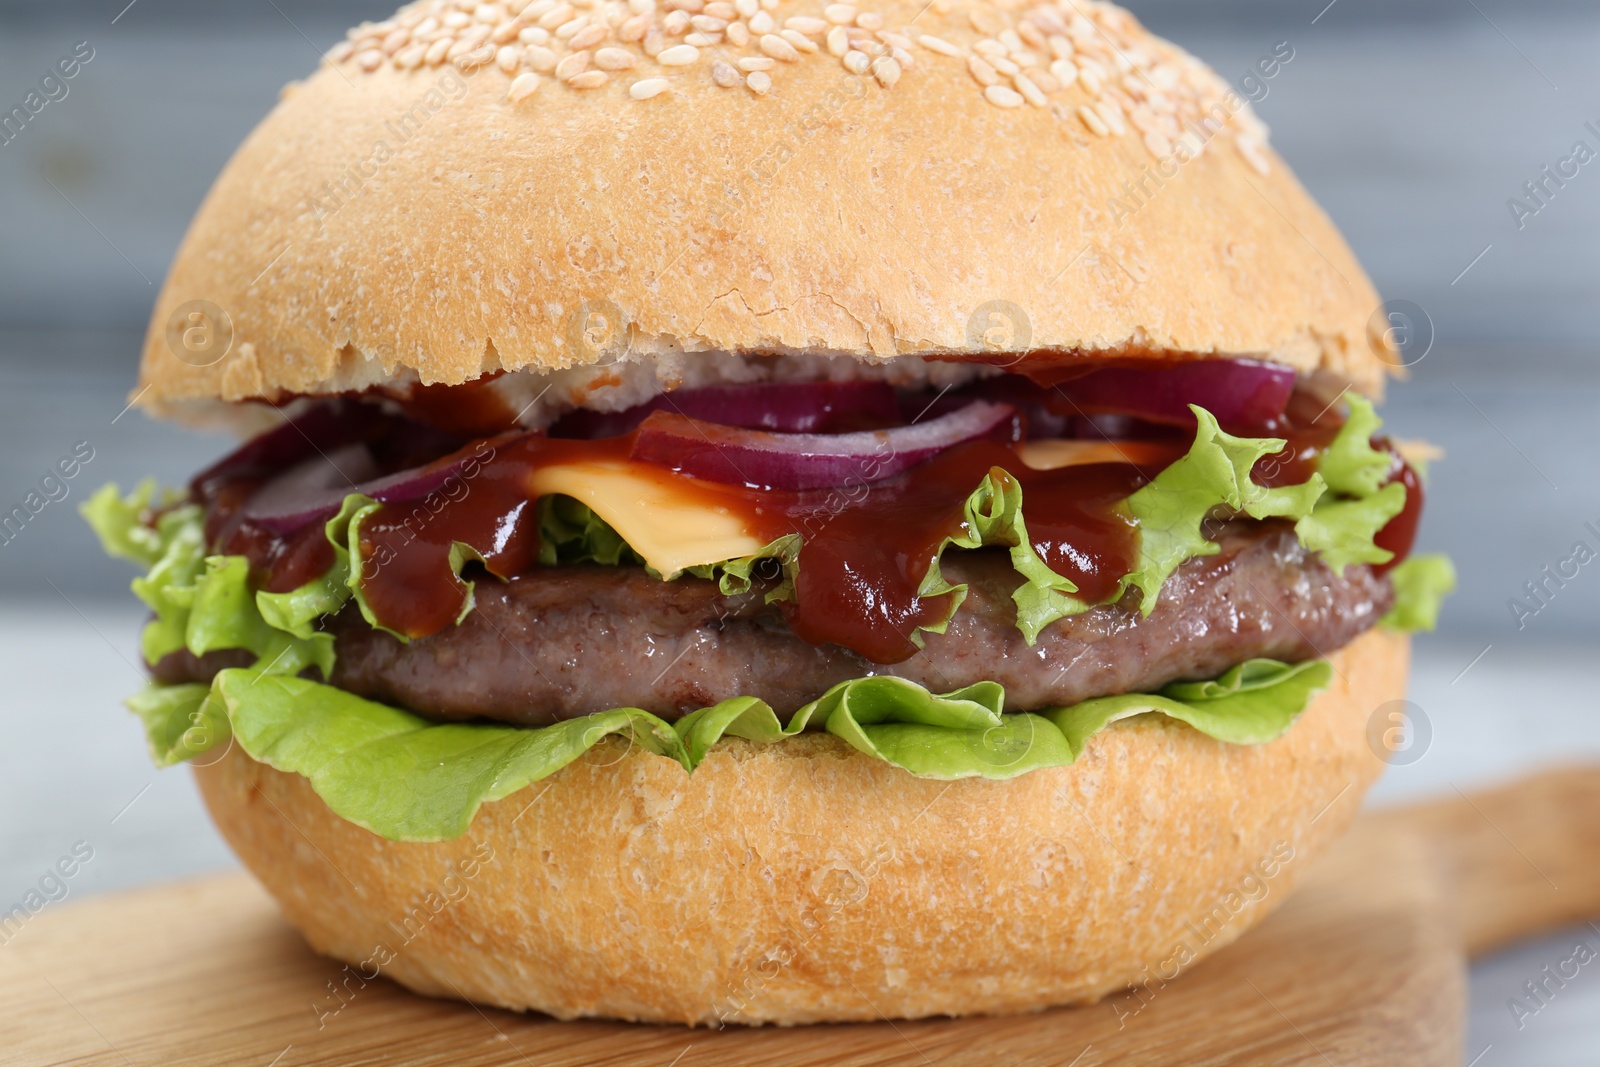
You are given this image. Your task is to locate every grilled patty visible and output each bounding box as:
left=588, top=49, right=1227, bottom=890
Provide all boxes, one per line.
left=152, top=521, right=1391, bottom=725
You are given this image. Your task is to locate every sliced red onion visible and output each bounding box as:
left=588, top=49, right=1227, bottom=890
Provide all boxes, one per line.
left=190, top=400, right=387, bottom=498
left=631, top=400, right=1017, bottom=490
left=551, top=380, right=900, bottom=439
left=242, top=434, right=517, bottom=536
left=1054, top=360, right=1295, bottom=432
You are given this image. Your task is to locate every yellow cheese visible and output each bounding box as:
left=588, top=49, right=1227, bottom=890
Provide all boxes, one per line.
left=1015, top=439, right=1174, bottom=471
left=527, top=461, right=767, bottom=575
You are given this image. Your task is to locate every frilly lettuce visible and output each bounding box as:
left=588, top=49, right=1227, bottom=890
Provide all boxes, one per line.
left=1381, top=553, right=1456, bottom=632
left=1116, top=407, right=1326, bottom=616
left=1292, top=395, right=1407, bottom=575
left=128, top=657, right=1330, bottom=841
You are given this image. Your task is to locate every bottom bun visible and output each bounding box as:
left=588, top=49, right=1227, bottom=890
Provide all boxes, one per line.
left=195, top=628, right=1406, bottom=1026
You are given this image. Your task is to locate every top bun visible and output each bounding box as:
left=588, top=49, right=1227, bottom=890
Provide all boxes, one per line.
left=136, top=0, right=1390, bottom=423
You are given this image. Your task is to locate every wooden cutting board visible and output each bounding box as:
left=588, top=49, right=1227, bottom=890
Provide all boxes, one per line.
left=4, top=768, right=1599, bottom=1067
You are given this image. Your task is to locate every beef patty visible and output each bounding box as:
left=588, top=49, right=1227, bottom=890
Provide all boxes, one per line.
left=153, top=521, right=1392, bottom=725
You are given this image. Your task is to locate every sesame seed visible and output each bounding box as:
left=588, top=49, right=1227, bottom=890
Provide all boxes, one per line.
left=824, top=3, right=855, bottom=24
left=1236, top=135, right=1271, bottom=175
left=642, top=28, right=665, bottom=55
left=519, top=25, right=550, bottom=43
left=967, top=55, right=999, bottom=86
left=1030, top=69, right=1059, bottom=93
left=998, top=28, right=1023, bottom=52
left=1013, top=71, right=1045, bottom=106
left=826, top=25, right=848, bottom=55
left=424, top=37, right=452, bottom=65
left=780, top=29, right=818, bottom=53
left=525, top=43, right=558, bottom=70
left=734, top=0, right=757, bottom=17
left=972, top=39, right=1004, bottom=57
left=726, top=20, right=749, bottom=44
left=1016, top=19, right=1045, bottom=50
left=968, top=7, right=1001, bottom=35
left=328, top=40, right=356, bottom=63
left=568, top=22, right=608, bottom=48
left=705, top=1, right=736, bottom=19
left=691, top=13, right=726, bottom=32
left=1094, top=98, right=1127, bottom=136
left=569, top=68, right=609, bottom=88
left=854, top=11, right=883, bottom=30
left=711, top=59, right=740, bottom=86
left=684, top=32, right=717, bottom=45
left=748, top=10, right=774, bottom=33
left=395, top=43, right=427, bottom=68
left=842, top=48, right=869, bottom=74
left=758, top=0, right=777, bottom=11
left=628, top=0, right=655, bottom=12
left=663, top=9, right=690, bottom=34
left=444, top=11, right=473, bottom=28
left=618, top=13, right=649, bottom=39
left=630, top=75, right=672, bottom=98
left=759, top=33, right=800, bottom=61
left=657, top=42, right=700, bottom=64
left=1050, top=58, right=1077, bottom=88
left=357, top=48, right=385, bottom=71
left=382, top=28, right=412, bottom=54
left=738, top=55, right=774, bottom=70
left=508, top=70, right=543, bottom=100
left=1076, top=104, right=1109, bottom=136
left=872, top=54, right=901, bottom=87
left=891, top=45, right=913, bottom=68
left=988, top=54, right=1019, bottom=76
left=537, top=3, right=573, bottom=29
left=984, top=84, right=1023, bottom=108
left=554, top=50, right=590, bottom=78
left=785, top=15, right=828, bottom=35
left=746, top=70, right=771, bottom=93
left=1047, top=34, right=1072, bottom=60
left=594, top=46, right=638, bottom=69
left=496, top=43, right=521, bottom=71
left=917, top=33, right=960, bottom=57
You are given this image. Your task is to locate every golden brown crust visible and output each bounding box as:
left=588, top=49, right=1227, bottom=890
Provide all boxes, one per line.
left=194, top=628, right=1406, bottom=1026
left=136, top=0, right=1388, bottom=423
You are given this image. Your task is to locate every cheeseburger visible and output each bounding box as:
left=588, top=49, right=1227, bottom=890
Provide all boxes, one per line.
left=87, top=0, right=1453, bottom=1026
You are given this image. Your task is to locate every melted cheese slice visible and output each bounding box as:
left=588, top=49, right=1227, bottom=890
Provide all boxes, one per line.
left=1015, top=439, right=1176, bottom=471
left=527, top=460, right=767, bottom=575
left=526, top=444, right=1187, bottom=575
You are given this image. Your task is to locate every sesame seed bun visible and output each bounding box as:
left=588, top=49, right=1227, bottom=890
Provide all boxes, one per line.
left=135, top=0, right=1391, bottom=425
left=192, top=627, right=1405, bottom=1026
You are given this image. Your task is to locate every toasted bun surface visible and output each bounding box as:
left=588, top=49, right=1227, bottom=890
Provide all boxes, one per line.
left=139, top=0, right=1388, bottom=424
left=194, top=627, right=1405, bottom=1026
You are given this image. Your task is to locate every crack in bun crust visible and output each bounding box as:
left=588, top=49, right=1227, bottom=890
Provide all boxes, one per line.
left=194, top=627, right=1406, bottom=1026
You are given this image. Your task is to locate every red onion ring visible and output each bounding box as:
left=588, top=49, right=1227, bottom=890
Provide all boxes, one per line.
left=631, top=400, right=1018, bottom=490
left=1053, top=360, right=1295, bottom=432
left=242, top=434, right=516, bottom=537
left=551, top=380, right=900, bottom=439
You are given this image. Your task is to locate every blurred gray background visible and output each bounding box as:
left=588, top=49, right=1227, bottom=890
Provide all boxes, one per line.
left=1, top=1, right=1597, bottom=1062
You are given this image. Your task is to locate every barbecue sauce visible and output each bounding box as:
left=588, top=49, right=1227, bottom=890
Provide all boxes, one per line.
left=197, top=401, right=1420, bottom=664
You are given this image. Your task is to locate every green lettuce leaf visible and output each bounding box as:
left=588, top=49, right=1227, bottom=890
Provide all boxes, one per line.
left=1293, top=395, right=1407, bottom=576
left=538, top=494, right=645, bottom=567
left=132, top=658, right=1329, bottom=841
left=1319, top=394, right=1392, bottom=497
left=1117, top=407, right=1327, bottom=615
left=82, top=484, right=337, bottom=674
left=1381, top=553, right=1457, bottom=632
left=915, top=467, right=1088, bottom=645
